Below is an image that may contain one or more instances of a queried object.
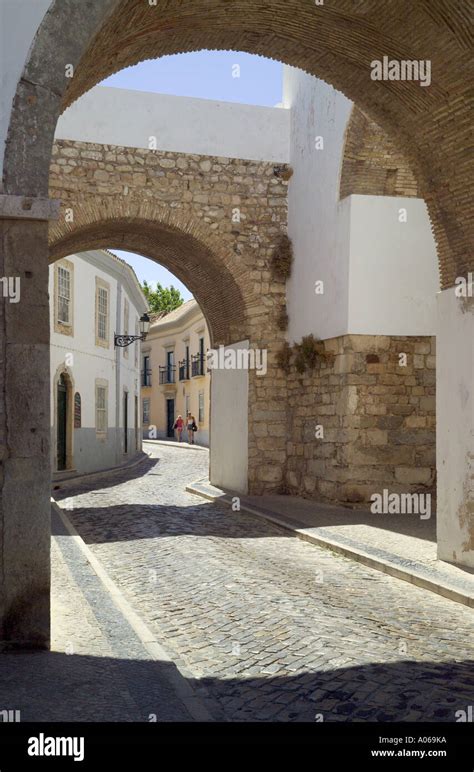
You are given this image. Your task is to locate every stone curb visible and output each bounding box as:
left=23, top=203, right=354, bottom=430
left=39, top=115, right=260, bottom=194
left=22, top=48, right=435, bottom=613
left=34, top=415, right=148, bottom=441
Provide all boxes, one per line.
left=51, top=499, right=215, bottom=722
left=52, top=450, right=152, bottom=489
left=186, top=479, right=474, bottom=609
left=143, top=439, right=208, bottom=452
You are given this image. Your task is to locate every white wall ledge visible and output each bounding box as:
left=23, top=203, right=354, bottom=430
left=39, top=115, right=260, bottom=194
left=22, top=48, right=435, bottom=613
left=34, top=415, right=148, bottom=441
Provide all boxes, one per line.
left=56, top=86, right=290, bottom=163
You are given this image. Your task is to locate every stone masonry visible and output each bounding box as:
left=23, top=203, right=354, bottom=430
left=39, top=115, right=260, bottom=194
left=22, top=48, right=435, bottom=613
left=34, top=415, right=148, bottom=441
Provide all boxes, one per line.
left=48, top=138, right=289, bottom=349
left=340, top=107, right=419, bottom=199
left=48, top=139, right=290, bottom=494
left=285, top=335, right=436, bottom=504
left=48, top=140, right=438, bottom=502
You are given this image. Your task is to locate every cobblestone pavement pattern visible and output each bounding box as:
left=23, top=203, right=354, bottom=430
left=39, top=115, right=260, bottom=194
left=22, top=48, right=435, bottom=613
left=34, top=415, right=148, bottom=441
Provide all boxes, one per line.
left=54, top=442, right=474, bottom=722
left=0, top=509, right=194, bottom=721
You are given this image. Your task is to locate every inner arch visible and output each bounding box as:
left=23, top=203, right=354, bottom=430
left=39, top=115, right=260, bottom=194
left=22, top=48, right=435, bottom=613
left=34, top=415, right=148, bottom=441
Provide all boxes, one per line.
left=49, top=219, right=248, bottom=347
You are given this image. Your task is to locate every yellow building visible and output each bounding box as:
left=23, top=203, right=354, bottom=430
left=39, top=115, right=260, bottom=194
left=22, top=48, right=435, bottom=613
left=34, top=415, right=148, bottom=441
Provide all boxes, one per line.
left=141, top=300, right=210, bottom=446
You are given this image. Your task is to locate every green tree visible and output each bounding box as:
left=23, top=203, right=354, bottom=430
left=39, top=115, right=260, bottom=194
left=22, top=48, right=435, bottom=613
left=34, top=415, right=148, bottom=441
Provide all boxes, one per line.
left=142, top=280, right=184, bottom=314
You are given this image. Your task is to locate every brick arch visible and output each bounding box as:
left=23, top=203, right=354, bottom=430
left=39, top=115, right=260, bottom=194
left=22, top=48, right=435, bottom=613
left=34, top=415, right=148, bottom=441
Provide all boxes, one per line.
left=339, top=106, right=419, bottom=200
left=4, top=0, right=473, bottom=288
left=49, top=200, right=249, bottom=348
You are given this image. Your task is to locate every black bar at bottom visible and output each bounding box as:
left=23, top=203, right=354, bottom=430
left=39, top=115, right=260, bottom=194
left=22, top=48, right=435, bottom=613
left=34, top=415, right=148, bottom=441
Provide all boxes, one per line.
left=0, top=722, right=472, bottom=768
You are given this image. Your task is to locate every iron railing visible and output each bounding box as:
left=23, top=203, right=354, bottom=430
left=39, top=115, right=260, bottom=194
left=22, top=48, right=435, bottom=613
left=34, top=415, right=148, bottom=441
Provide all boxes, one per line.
left=141, top=368, right=152, bottom=387
left=191, top=353, right=205, bottom=377
left=159, top=365, right=176, bottom=385
left=178, top=360, right=190, bottom=381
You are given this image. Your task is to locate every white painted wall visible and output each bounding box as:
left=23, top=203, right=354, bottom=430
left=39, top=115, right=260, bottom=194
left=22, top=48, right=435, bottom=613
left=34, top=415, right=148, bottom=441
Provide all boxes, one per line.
left=0, top=0, right=52, bottom=184
left=283, top=66, right=439, bottom=341
left=348, top=195, right=438, bottom=335
left=210, top=340, right=249, bottom=494
left=436, top=288, right=474, bottom=569
left=0, top=1, right=288, bottom=181
left=283, top=68, right=353, bottom=342
left=49, top=250, right=146, bottom=475
left=56, top=86, right=290, bottom=163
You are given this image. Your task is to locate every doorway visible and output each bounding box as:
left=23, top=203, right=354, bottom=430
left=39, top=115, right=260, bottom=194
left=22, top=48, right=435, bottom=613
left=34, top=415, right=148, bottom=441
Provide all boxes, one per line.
left=166, top=398, right=175, bottom=438
left=57, top=374, right=68, bottom=471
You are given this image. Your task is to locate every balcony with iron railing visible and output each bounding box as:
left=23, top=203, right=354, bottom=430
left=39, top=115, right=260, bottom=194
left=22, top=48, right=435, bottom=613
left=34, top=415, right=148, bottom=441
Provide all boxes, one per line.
left=191, top=353, right=205, bottom=377
left=178, top=359, right=190, bottom=381
left=141, top=368, right=152, bottom=387
left=159, top=365, right=176, bottom=385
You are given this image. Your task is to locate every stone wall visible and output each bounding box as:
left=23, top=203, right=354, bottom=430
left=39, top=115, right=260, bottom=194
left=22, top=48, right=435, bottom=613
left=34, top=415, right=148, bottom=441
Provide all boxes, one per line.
left=248, top=355, right=289, bottom=493
left=49, top=139, right=289, bottom=348
left=340, top=107, right=419, bottom=199
left=48, top=139, right=289, bottom=495
left=285, top=335, right=436, bottom=504
left=48, top=141, right=438, bottom=502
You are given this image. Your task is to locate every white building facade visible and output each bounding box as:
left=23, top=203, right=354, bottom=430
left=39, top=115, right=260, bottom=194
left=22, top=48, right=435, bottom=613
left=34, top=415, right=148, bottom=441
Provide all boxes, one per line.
left=50, top=249, right=148, bottom=477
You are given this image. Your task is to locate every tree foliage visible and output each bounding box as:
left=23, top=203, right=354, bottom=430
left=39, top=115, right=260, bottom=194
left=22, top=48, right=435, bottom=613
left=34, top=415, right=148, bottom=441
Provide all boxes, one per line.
left=142, top=281, right=184, bottom=314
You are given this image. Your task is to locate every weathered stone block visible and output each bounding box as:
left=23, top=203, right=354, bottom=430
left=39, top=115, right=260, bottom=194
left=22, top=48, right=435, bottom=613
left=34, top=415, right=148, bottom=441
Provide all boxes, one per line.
left=257, top=466, right=283, bottom=483
left=395, top=466, right=433, bottom=485
left=349, top=335, right=391, bottom=352
left=362, top=428, right=388, bottom=445
left=303, top=476, right=317, bottom=493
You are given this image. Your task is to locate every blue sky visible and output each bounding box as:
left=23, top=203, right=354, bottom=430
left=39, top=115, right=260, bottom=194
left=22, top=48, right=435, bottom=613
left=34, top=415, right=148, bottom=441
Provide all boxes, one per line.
left=105, top=52, right=282, bottom=299
left=113, top=250, right=193, bottom=301
left=103, top=51, right=282, bottom=107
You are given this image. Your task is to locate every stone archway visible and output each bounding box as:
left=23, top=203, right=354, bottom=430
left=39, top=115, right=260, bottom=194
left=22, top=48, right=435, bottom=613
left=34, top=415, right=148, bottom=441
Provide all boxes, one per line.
left=49, top=204, right=250, bottom=349
left=1, top=0, right=473, bottom=647
left=4, top=0, right=473, bottom=285
left=48, top=198, right=288, bottom=492
left=46, top=134, right=291, bottom=348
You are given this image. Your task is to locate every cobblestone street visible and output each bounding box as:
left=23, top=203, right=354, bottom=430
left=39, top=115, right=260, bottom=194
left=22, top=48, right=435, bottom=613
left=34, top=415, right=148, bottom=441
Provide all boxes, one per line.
left=52, top=442, right=474, bottom=722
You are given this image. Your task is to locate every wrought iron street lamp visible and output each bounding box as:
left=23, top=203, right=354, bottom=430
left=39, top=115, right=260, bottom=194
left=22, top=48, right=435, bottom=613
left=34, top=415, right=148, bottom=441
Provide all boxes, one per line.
left=114, top=313, right=150, bottom=348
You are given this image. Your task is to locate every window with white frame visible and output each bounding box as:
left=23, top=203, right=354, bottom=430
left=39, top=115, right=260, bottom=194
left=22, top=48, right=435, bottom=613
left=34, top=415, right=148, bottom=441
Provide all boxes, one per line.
left=97, top=285, right=109, bottom=343
left=57, top=266, right=71, bottom=325
left=54, top=259, right=74, bottom=336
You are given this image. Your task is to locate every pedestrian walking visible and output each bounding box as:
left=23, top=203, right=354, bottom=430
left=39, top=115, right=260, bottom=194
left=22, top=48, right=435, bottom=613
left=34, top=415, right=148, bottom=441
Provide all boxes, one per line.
left=174, top=414, right=184, bottom=442
left=187, top=412, right=198, bottom=444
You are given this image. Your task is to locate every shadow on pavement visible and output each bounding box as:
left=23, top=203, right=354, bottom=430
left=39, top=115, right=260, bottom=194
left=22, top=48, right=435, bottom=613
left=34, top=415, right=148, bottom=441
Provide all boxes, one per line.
left=0, top=650, right=472, bottom=722
left=51, top=502, right=289, bottom=543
